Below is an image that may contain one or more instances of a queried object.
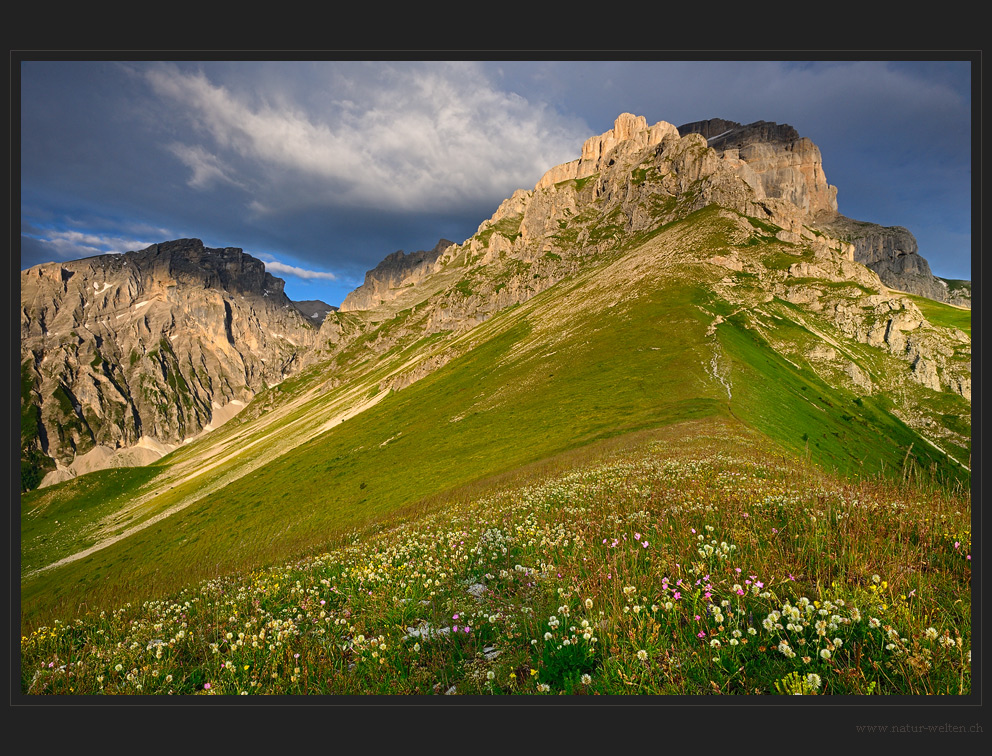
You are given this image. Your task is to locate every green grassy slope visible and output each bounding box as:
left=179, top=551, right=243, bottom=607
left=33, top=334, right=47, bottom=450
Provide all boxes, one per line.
left=20, top=208, right=971, bottom=632
left=716, top=313, right=963, bottom=482
left=21, top=418, right=972, bottom=696
left=21, top=239, right=723, bottom=627
left=903, top=293, right=971, bottom=337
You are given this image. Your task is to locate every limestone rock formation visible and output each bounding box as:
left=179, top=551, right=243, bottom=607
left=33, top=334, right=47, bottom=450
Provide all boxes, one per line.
left=339, top=239, right=456, bottom=312
left=674, top=118, right=967, bottom=306
left=20, top=239, right=318, bottom=487
left=535, top=113, right=679, bottom=190
left=678, top=118, right=839, bottom=216
left=937, top=279, right=972, bottom=309
left=810, top=213, right=967, bottom=305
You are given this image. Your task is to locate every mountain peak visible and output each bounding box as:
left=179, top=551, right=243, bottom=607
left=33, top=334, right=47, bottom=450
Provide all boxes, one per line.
left=535, top=114, right=680, bottom=191
left=123, top=238, right=287, bottom=297
left=677, top=118, right=801, bottom=147
left=338, top=239, right=456, bottom=312
left=20, top=238, right=317, bottom=487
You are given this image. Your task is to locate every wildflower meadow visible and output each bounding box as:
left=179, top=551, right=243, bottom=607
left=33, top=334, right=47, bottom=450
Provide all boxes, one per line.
left=21, top=432, right=971, bottom=696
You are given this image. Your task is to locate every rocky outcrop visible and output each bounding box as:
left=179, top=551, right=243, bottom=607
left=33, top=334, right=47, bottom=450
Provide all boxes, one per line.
left=535, top=113, right=679, bottom=190
left=936, top=278, right=972, bottom=309
left=469, top=114, right=848, bottom=264
left=677, top=119, right=967, bottom=307
left=339, top=239, right=456, bottom=312
left=679, top=118, right=839, bottom=216
left=826, top=294, right=970, bottom=398
left=20, top=239, right=318, bottom=487
left=810, top=213, right=963, bottom=304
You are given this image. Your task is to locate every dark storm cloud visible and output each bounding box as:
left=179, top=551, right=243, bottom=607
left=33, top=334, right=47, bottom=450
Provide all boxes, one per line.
left=19, top=58, right=973, bottom=305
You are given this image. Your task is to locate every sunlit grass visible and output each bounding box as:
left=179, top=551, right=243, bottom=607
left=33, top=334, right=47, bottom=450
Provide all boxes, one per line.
left=902, top=293, right=971, bottom=337
left=22, top=426, right=970, bottom=696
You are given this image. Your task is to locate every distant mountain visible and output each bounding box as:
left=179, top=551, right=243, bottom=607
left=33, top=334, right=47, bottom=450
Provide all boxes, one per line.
left=291, top=299, right=337, bottom=326
left=339, top=239, right=456, bottom=312
left=20, top=239, right=317, bottom=488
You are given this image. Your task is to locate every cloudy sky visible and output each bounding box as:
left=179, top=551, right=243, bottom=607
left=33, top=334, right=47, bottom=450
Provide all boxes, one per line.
left=18, top=58, right=974, bottom=307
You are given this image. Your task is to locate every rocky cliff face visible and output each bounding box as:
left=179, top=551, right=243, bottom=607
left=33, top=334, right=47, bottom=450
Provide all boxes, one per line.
left=20, top=239, right=318, bottom=487
left=678, top=118, right=839, bottom=216
left=339, top=239, right=456, bottom=312
left=674, top=118, right=966, bottom=306
left=810, top=213, right=969, bottom=305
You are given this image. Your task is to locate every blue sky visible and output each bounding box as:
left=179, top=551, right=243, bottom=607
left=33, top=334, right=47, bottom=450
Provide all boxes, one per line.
left=18, top=58, right=974, bottom=307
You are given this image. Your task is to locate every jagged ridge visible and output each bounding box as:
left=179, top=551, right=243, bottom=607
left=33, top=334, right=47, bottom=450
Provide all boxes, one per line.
left=305, top=112, right=969, bottom=452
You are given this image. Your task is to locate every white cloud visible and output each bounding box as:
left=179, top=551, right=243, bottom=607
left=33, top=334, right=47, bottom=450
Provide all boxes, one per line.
left=167, top=143, right=246, bottom=190
left=258, top=256, right=337, bottom=280
left=144, top=62, right=588, bottom=213
left=30, top=230, right=153, bottom=260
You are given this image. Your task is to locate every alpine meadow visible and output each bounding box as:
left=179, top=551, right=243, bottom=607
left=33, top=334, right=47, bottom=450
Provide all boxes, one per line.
left=19, top=113, right=972, bottom=698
